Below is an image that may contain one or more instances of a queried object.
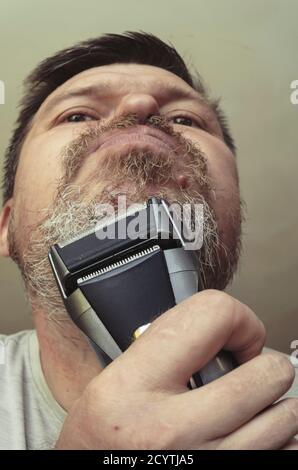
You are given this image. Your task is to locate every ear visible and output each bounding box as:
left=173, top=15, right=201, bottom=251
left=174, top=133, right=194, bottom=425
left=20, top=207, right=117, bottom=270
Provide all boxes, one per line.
left=0, top=198, right=13, bottom=257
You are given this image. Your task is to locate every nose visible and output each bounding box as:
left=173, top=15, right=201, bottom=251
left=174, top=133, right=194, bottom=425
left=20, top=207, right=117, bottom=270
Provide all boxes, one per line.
left=115, top=93, right=160, bottom=123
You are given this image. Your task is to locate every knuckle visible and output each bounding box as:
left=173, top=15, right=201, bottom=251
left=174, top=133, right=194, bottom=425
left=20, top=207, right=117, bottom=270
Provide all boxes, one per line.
left=243, top=319, right=267, bottom=356
left=84, top=376, right=105, bottom=407
left=279, top=398, right=298, bottom=425
left=195, top=289, right=236, bottom=314
left=195, top=289, right=238, bottom=327
left=257, top=319, right=267, bottom=345
left=84, top=367, right=121, bottom=409
left=264, top=352, right=295, bottom=389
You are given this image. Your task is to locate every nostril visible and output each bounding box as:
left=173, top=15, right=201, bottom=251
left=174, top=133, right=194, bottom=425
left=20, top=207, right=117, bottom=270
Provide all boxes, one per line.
left=141, top=113, right=158, bottom=125
left=143, top=114, right=155, bottom=126
left=116, top=94, right=160, bottom=125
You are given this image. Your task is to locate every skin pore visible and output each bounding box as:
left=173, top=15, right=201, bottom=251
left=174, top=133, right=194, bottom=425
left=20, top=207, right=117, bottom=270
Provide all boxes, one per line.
left=0, top=63, right=242, bottom=412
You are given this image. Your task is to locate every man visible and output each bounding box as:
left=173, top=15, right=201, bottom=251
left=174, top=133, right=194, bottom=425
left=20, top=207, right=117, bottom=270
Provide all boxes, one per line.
left=0, top=31, right=297, bottom=450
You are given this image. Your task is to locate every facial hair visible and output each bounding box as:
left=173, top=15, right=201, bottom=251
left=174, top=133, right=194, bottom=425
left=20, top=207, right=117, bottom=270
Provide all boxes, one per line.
left=8, top=114, right=242, bottom=319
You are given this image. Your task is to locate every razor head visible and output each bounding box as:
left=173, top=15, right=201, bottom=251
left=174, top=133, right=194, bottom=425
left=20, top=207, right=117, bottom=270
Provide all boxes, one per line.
left=49, top=197, right=189, bottom=298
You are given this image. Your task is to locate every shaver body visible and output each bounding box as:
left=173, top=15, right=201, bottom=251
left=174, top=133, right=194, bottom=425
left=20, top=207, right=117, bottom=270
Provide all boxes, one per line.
left=49, top=197, right=236, bottom=387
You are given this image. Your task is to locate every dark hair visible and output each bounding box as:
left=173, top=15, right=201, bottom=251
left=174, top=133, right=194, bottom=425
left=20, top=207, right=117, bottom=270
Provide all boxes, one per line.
left=2, top=31, right=235, bottom=204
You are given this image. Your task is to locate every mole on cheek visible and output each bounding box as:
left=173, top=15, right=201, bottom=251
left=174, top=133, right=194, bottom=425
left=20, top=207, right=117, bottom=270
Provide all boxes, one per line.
left=177, top=175, right=188, bottom=189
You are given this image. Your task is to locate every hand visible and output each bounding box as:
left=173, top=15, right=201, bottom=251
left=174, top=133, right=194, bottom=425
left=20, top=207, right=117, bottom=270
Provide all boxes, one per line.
left=55, top=290, right=298, bottom=450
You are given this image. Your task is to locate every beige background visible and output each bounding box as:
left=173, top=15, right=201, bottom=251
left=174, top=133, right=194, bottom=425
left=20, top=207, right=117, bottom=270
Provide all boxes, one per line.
left=0, top=0, right=297, bottom=353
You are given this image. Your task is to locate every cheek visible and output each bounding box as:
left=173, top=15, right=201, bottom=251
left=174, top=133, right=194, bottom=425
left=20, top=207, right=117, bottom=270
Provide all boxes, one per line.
left=13, top=133, right=66, bottom=230
left=205, top=140, right=239, bottom=205
left=185, top=131, right=239, bottom=197
left=185, top=131, right=240, bottom=238
left=203, top=138, right=240, bottom=242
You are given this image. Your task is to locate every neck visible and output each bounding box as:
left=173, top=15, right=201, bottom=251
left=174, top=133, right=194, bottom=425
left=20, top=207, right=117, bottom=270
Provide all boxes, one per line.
left=34, top=308, right=103, bottom=412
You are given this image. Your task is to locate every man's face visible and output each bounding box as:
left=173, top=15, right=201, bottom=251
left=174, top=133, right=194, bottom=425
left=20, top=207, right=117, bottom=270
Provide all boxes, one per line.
left=6, top=63, right=241, bottom=313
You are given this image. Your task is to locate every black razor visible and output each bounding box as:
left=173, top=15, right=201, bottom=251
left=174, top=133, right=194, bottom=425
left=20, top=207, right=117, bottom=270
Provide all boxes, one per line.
left=48, top=197, right=236, bottom=387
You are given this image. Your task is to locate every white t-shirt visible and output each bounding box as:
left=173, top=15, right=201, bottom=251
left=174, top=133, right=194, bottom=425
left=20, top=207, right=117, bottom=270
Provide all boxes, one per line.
left=0, top=329, right=297, bottom=450
left=0, top=330, right=66, bottom=450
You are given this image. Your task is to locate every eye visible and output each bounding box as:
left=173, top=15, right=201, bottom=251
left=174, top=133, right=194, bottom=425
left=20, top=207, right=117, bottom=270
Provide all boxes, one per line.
left=63, top=113, right=96, bottom=123
left=59, top=112, right=98, bottom=124
left=171, top=116, right=194, bottom=126
left=170, top=114, right=207, bottom=129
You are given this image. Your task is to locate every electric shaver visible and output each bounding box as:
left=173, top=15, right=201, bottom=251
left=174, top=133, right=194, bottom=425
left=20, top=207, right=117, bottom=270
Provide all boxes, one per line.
left=48, top=197, right=236, bottom=387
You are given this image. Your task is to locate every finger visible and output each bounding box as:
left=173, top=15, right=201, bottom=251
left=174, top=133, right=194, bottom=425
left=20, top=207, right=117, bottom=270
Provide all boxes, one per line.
left=121, top=290, right=265, bottom=389
left=218, top=398, right=298, bottom=449
left=162, top=352, right=295, bottom=437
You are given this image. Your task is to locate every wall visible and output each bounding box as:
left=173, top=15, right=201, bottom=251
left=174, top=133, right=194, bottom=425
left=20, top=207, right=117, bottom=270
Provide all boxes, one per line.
left=0, top=0, right=297, bottom=353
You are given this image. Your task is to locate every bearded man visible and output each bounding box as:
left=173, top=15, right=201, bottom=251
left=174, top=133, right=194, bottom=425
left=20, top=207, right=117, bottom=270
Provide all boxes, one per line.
left=0, top=32, right=297, bottom=450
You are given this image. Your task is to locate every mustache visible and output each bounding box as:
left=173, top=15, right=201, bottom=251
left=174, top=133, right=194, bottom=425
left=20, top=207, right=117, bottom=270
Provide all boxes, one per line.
left=59, top=114, right=211, bottom=190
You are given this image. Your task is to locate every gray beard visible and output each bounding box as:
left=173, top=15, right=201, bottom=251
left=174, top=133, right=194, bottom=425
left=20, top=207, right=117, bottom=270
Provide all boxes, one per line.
left=8, top=115, right=242, bottom=319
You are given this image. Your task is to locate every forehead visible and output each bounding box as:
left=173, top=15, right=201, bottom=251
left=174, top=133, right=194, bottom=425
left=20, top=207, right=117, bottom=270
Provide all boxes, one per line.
left=39, top=63, right=204, bottom=111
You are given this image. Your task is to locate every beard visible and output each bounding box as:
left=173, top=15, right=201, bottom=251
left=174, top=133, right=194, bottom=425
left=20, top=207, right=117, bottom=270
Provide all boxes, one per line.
left=8, top=114, right=242, bottom=319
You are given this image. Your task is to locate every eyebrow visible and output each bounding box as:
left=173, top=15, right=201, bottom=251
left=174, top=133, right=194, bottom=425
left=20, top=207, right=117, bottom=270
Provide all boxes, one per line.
left=40, top=81, right=206, bottom=115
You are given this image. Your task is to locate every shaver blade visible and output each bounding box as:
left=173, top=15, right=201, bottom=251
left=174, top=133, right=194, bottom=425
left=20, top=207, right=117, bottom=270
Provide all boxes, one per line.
left=77, top=245, right=160, bottom=284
